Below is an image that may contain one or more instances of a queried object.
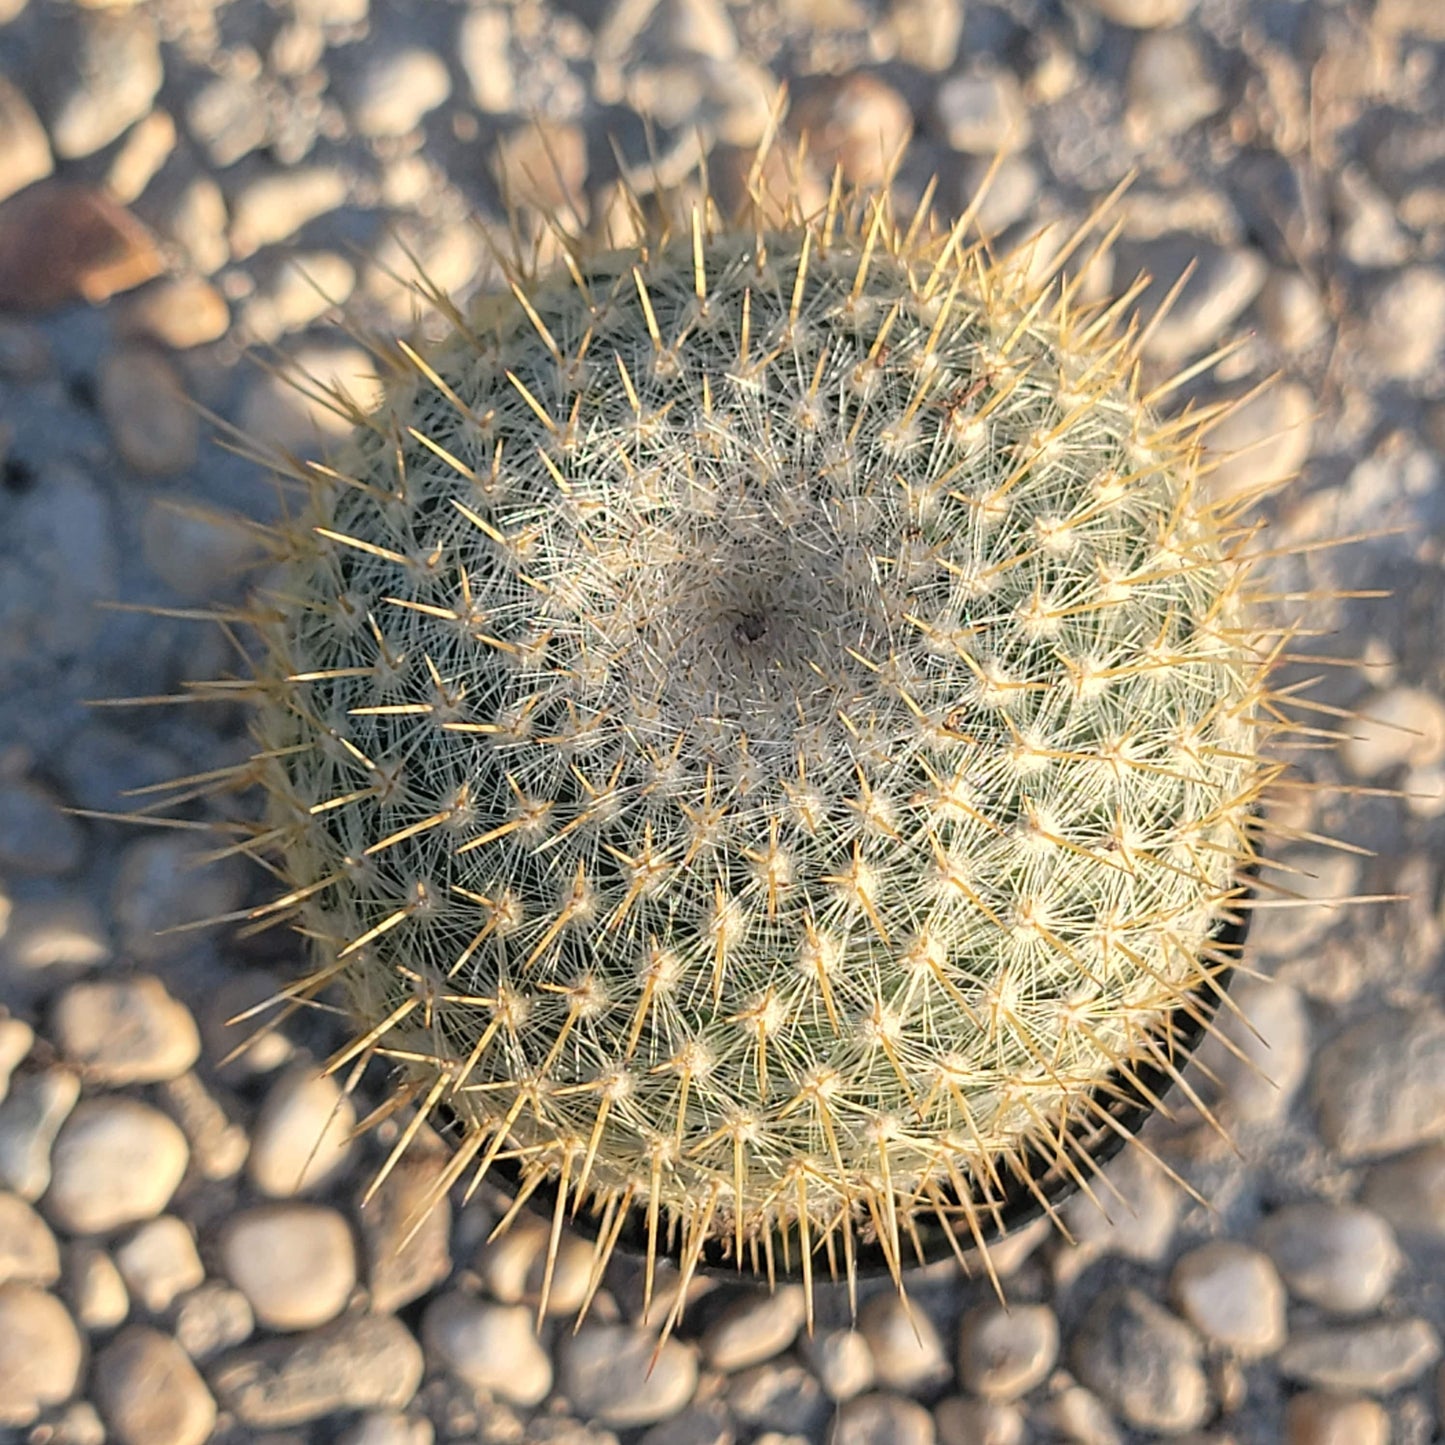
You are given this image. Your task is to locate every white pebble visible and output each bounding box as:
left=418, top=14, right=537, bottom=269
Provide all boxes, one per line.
left=557, top=1322, right=699, bottom=1427
left=472, top=1211, right=590, bottom=1317
left=345, top=47, right=451, bottom=138
left=703, top=1286, right=808, bottom=1372
left=1258, top=1202, right=1399, bottom=1314
left=1284, top=1391, right=1389, bottom=1445
left=1339, top=686, right=1445, bottom=778
left=172, top=1281, right=254, bottom=1361
left=220, top=1203, right=356, bottom=1331
left=857, top=1291, right=952, bottom=1393
left=799, top=1327, right=875, bottom=1401
left=113, top=1215, right=205, bottom=1313
left=45, top=1096, right=188, bottom=1234
left=0, top=1190, right=60, bottom=1285
left=421, top=1294, right=552, bottom=1406
left=0, top=1283, right=84, bottom=1426
left=92, top=1324, right=216, bottom=1445
left=51, top=975, right=200, bottom=1085
left=1170, top=1242, right=1287, bottom=1357
left=0, top=1017, right=34, bottom=1101
left=832, top=1391, right=936, bottom=1445
left=0, top=1067, right=81, bottom=1200
left=248, top=1062, right=355, bottom=1197
left=957, top=1302, right=1058, bottom=1400
left=935, top=1395, right=1024, bottom=1445
left=67, top=1243, right=129, bottom=1330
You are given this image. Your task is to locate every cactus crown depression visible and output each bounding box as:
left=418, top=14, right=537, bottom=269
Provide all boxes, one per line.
left=187, top=152, right=1290, bottom=1325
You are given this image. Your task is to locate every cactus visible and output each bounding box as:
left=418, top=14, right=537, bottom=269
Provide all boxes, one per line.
left=192, top=157, right=1285, bottom=1324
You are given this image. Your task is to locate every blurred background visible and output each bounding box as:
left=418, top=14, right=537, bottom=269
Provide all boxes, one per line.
left=1, top=1, right=1444, bottom=1443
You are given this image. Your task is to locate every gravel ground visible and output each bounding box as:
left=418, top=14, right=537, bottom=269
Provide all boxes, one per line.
left=2, top=0, right=1445, bottom=1442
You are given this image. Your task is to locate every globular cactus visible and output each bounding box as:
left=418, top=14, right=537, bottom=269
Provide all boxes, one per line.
left=217, top=157, right=1281, bottom=1324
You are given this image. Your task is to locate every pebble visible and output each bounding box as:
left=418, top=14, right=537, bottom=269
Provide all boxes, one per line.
left=239, top=251, right=356, bottom=344
left=186, top=74, right=269, bottom=169
left=1313, top=1008, right=1445, bottom=1161
left=725, top=1361, right=828, bottom=1436
left=67, top=1243, right=130, bottom=1329
left=104, top=108, right=176, bottom=204
left=220, top=1203, right=357, bottom=1331
left=358, top=1145, right=452, bottom=1315
left=163, top=174, right=229, bottom=274
left=0, top=777, right=82, bottom=877
left=1284, top=1392, right=1390, bottom=1445
left=1034, top=1385, right=1121, bottom=1445
left=202, top=970, right=296, bottom=1078
left=1277, top=1318, right=1441, bottom=1393
left=337, top=1413, right=436, bottom=1445
left=111, top=834, right=248, bottom=963
left=557, top=1323, right=699, bottom=1428
left=1125, top=29, right=1221, bottom=138
left=1258, top=270, right=1330, bottom=355
left=228, top=166, right=351, bottom=260
left=885, top=0, right=964, bottom=71
left=1202, top=383, right=1315, bottom=504
left=248, top=1062, right=356, bottom=1197
left=934, top=68, right=1031, bottom=156
left=703, top=1286, right=808, bottom=1372
left=0, top=1067, right=81, bottom=1200
left=638, top=1401, right=732, bottom=1445
left=45, top=1096, right=189, bottom=1235
left=1247, top=848, right=1361, bottom=960
left=934, top=1396, right=1024, bottom=1445
left=471, top=1212, right=593, bottom=1319
left=0, top=75, right=52, bottom=203
left=344, top=47, right=452, bottom=138
left=956, top=1302, right=1058, bottom=1400
left=1082, top=0, right=1194, bottom=24
left=1338, top=686, right=1445, bottom=778
left=1131, top=240, right=1267, bottom=364
left=93, top=1325, right=216, bottom=1445
left=832, top=1392, right=936, bottom=1445
left=0, top=1192, right=60, bottom=1285
left=98, top=345, right=198, bottom=477
left=1362, top=1143, right=1445, bottom=1237
left=140, top=493, right=262, bottom=603
left=0, top=182, right=163, bottom=310
left=114, top=1215, right=205, bottom=1313
left=237, top=342, right=384, bottom=453
left=1170, top=1242, right=1287, bottom=1357
left=1362, top=267, right=1445, bottom=380
left=210, top=1314, right=425, bottom=1427
left=1058, top=1148, right=1179, bottom=1273
left=788, top=74, right=913, bottom=188
left=421, top=1294, right=553, bottom=1406
left=118, top=277, right=230, bottom=350
left=43, top=1400, right=105, bottom=1445
left=158, top=1071, right=249, bottom=1181
left=0, top=1018, right=33, bottom=1101
left=457, top=7, right=515, bottom=112
left=51, top=975, right=200, bottom=1086
left=1195, top=978, right=1311, bottom=1123
left=0, top=1283, right=84, bottom=1427
left=41, top=10, right=164, bottom=159
left=1072, top=1288, right=1209, bottom=1434
left=798, top=1327, right=875, bottom=1401
left=490, top=120, right=589, bottom=216
left=1257, top=1202, right=1399, bottom=1314
left=172, top=1281, right=254, bottom=1361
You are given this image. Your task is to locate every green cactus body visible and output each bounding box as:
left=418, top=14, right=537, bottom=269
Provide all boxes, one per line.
left=249, top=190, right=1267, bottom=1316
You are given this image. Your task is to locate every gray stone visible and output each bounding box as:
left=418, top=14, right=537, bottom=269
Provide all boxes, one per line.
left=112, top=834, right=247, bottom=963
left=1126, top=30, right=1221, bottom=137
left=44, top=1096, right=189, bottom=1235
left=220, top=1204, right=356, bottom=1331
left=956, top=1302, right=1057, bottom=1401
left=248, top=1062, right=355, bottom=1198
left=1033, top=1385, right=1122, bottom=1445
left=799, top=1326, right=874, bottom=1401
left=210, top=1314, right=425, bottom=1427
left=1193, top=978, right=1310, bottom=1124
left=833, top=1392, right=936, bottom=1445
left=1284, top=1392, right=1389, bottom=1445
left=1247, top=848, right=1361, bottom=961
left=857, top=1291, right=951, bottom=1394
left=1334, top=167, right=1411, bottom=268
left=724, top=1361, right=828, bottom=1435
left=1130, top=241, right=1267, bottom=364
left=0, top=1283, right=84, bottom=1427
left=0, top=76, right=52, bottom=203
left=344, top=48, right=452, bottom=138
left=421, top=1294, right=552, bottom=1406
left=0, top=777, right=84, bottom=877
left=1058, top=1147, right=1178, bottom=1273
left=51, top=975, right=200, bottom=1085
left=1170, top=1242, right=1287, bottom=1357
left=557, top=1323, right=699, bottom=1428
left=1313, top=1009, right=1445, bottom=1161
left=704, top=1286, right=807, bottom=1372
left=637, top=1402, right=732, bottom=1445
left=1363, top=267, right=1445, bottom=380
left=92, top=1325, right=216, bottom=1445
left=1072, top=1288, right=1208, bottom=1434
left=1339, top=686, right=1445, bottom=778
left=157, top=1072, right=249, bottom=1182
left=0, top=1067, right=81, bottom=1200
left=787, top=74, right=912, bottom=189
left=1258, top=271, right=1329, bottom=355
left=171, top=1281, right=253, bottom=1362
left=201, top=970, right=296, bottom=1078
left=1277, top=1318, right=1441, bottom=1393
left=113, top=1215, right=204, bottom=1313
left=359, top=1145, right=452, bottom=1315
left=471, top=1211, right=596, bottom=1318
left=934, top=69, right=1030, bottom=156
left=186, top=75, right=269, bottom=169
left=42, top=11, right=163, bottom=159
left=1257, top=1202, right=1399, bottom=1314
left=1202, top=383, right=1316, bottom=505
left=1362, top=1143, right=1445, bottom=1237
left=0, top=1192, right=59, bottom=1286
